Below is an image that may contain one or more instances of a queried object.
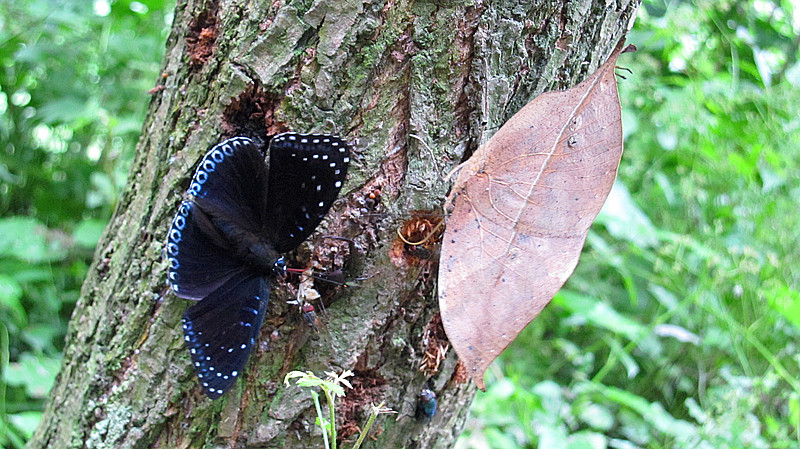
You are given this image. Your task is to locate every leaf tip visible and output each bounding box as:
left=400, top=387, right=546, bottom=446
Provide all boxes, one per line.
left=465, top=360, right=488, bottom=391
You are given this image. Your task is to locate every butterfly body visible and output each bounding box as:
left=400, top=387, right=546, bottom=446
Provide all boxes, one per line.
left=234, top=229, right=284, bottom=275
left=167, top=134, right=350, bottom=399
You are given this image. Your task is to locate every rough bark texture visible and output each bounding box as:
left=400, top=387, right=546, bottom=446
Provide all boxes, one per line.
left=28, top=0, right=640, bottom=448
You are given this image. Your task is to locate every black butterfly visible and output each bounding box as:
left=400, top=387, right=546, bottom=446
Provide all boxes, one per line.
left=166, top=133, right=350, bottom=399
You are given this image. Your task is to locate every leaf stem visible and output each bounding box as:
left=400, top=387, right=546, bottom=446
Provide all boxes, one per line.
left=351, top=402, right=385, bottom=449
left=323, top=388, right=338, bottom=449
left=311, top=390, right=330, bottom=449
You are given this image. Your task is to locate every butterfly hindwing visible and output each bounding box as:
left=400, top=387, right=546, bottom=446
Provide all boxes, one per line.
left=265, top=133, right=350, bottom=252
left=167, top=201, right=243, bottom=300
left=181, top=272, right=270, bottom=400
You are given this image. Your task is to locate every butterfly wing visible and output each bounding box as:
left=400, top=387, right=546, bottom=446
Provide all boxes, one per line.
left=167, top=201, right=243, bottom=300
left=171, top=134, right=350, bottom=400
left=167, top=137, right=272, bottom=299
left=264, top=133, right=350, bottom=252
left=189, top=137, right=270, bottom=235
left=181, top=272, right=269, bottom=399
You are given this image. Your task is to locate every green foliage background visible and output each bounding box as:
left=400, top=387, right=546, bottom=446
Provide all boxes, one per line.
left=0, top=0, right=173, bottom=446
left=1, top=0, right=798, bottom=448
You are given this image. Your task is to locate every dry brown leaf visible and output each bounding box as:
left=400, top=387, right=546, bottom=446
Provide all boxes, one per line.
left=438, top=40, right=633, bottom=390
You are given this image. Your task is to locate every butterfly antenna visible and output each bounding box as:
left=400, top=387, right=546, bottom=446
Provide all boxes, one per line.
left=286, top=266, right=372, bottom=288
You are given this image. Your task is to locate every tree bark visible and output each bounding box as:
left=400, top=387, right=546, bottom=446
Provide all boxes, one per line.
left=28, top=0, right=640, bottom=448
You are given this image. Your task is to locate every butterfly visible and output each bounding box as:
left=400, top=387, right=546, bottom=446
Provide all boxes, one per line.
left=166, top=133, right=350, bottom=399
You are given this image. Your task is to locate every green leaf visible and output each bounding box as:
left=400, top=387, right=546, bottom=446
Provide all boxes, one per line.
left=566, top=431, right=607, bottom=449
left=0, top=217, right=66, bottom=262
left=485, top=377, right=516, bottom=401
left=605, top=337, right=640, bottom=379
left=532, top=381, right=563, bottom=416
left=0, top=275, right=24, bottom=318
left=20, top=324, right=61, bottom=354
left=765, top=283, right=800, bottom=330
left=553, top=291, right=646, bottom=341
left=38, top=97, right=96, bottom=125
left=7, top=412, right=42, bottom=440
left=72, top=219, right=106, bottom=248
left=4, top=353, right=61, bottom=398
left=0, top=217, right=46, bottom=260
left=597, top=384, right=697, bottom=442
left=483, top=427, right=522, bottom=449
left=0, top=416, right=26, bottom=449
left=596, top=182, right=659, bottom=248
left=87, top=172, right=117, bottom=209
left=577, top=403, right=614, bottom=431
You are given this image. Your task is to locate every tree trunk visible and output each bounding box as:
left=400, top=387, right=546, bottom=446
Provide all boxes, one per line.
left=28, top=0, right=640, bottom=448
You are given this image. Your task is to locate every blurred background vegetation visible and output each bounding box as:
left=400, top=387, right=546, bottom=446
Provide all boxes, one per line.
left=0, top=0, right=798, bottom=448
left=0, top=0, right=173, bottom=446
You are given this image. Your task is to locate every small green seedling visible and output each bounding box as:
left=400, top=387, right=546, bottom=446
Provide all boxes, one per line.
left=284, top=369, right=394, bottom=449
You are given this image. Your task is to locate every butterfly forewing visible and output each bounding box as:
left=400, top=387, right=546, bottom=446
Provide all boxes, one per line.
left=188, top=137, right=270, bottom=235
left=167, top=201, right=243, bottom=300
left=265, top=133, right=350, bottom=252
left=182, top=272, right=270, bottom=399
